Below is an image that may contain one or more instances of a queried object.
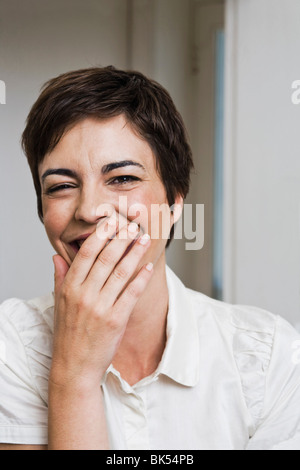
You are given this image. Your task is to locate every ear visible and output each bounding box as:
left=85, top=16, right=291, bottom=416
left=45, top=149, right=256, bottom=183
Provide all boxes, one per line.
left=170, top=194, right=184, bottom=225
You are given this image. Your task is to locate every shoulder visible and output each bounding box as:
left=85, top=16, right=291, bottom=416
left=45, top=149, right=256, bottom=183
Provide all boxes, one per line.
left=0, top=293, right=54, bottom=326
left=0, top=293, right=54, bottom=355
left=185, top=286, right=299, bottom=365
left=0, top=293, right=54, bottom=403
left=185, top=285, right=277, bottom=340
left=166, top=265, right=277, bottom=334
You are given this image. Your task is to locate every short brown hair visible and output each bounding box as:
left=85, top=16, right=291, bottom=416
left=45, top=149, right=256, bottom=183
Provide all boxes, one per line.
left=22, top=66, right=193, bottom=244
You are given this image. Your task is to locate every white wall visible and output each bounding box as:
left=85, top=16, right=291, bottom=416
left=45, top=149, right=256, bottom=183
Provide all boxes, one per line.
left=224, top=0, right=300, bottom=325
left=0, top=0, right=130, bottom=301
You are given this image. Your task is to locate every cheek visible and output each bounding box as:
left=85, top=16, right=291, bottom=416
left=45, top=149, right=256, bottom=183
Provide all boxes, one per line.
left=42, top=199, right=73, bottom=240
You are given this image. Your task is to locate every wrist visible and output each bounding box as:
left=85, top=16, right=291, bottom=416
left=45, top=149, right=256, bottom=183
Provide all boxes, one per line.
left=48, top=372, right=109, bottom=450
left=49, top=365, right=104, bottom=395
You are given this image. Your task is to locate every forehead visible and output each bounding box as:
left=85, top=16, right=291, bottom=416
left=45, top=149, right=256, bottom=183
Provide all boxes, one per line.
left=39, top=115, right=158, bottom=176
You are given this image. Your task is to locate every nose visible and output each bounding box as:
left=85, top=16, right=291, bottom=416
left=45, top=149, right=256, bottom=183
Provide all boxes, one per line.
left=74, top=186, right=111, bottom=225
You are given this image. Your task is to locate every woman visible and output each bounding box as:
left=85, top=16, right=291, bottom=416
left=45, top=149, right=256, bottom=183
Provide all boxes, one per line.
left=0, top=66, right=300, bottom=450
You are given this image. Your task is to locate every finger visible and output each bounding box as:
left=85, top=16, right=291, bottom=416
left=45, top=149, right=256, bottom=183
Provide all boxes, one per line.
left=99, top=233, right=151, bottom=306
left=53, top=254, right=70, bottom=299
left=113, top=262, right=154, bottom=322
left=65, top=214, right=125, bottom=286
left=84, top=222, right=140, bottom=291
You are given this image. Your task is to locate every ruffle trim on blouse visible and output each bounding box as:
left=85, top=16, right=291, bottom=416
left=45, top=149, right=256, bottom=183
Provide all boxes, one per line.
left=231, top=306, right=276, bottom=432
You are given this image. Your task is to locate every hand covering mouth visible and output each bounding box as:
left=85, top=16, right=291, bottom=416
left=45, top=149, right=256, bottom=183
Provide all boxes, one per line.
left=68, top=220, right=143, bottom=255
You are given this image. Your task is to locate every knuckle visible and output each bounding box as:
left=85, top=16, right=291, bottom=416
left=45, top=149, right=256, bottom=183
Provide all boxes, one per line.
left=126, top=282, right=140, bottom=299
left=60, top=282, right=73, bottom=300
left=106, top=315, right=120, bottom=331
left=97, top=250, right=113, bottom=268
left=126, top=274, right=148, bottom=300
left=90, top=309, right=102, bottom=323
left=78, top=245, right=94, bottom=260
left=77, top=293, right=91, bottom=310
left=112, top=265, right=128, bottom=281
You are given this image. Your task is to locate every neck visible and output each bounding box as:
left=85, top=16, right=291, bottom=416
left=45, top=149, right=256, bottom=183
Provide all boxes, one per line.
left=112, top=256, right=169, bottom=386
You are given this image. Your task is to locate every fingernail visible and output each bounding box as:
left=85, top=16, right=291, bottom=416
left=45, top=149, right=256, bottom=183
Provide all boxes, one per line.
left=128, top=222, right=139, bottom=233
left=145, top=262, right=153, bottom=272
left=139, top=233, right=150, bottom=245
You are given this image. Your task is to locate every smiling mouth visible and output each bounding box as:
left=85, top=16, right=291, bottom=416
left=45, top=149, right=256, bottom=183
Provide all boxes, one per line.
left=69, top=235, right=91, bottom=254
left=70, top=240, right=84, bottom=252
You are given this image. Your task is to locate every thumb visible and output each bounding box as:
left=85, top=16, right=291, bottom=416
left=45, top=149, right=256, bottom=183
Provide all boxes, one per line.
left=52, top=254, right=69, bottom=298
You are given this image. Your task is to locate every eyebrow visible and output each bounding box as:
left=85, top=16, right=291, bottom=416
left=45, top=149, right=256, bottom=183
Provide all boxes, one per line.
left=101, top=160, right=146, bottom=174
left=41, top=168, right=78, bottom=182
left=41, top=160, right=146, bottom=182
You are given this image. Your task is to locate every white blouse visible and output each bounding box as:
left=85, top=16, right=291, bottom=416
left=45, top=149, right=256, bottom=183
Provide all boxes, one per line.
left=0, top=266, right=300, bottom=450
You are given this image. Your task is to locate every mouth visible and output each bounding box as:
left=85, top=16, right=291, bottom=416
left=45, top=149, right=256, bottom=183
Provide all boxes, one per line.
left=67, top=221, right=143, bottom=256
left=69, top=234, right=92, bottom=254
left=68, top=232, right=140, bottom=258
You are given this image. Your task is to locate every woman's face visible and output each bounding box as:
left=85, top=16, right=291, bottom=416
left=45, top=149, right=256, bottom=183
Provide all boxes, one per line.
left=38, top=115, right=182, bottom=269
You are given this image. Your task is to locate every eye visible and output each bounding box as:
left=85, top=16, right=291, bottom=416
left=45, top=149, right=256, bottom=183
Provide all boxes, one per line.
left=108, top=175, right=141, bottom=185
left=46, top=183, right=76, bottom=194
